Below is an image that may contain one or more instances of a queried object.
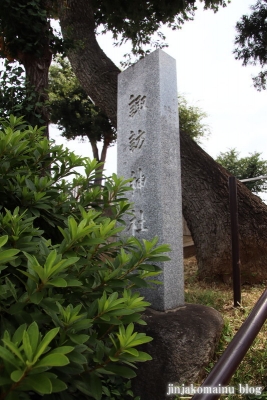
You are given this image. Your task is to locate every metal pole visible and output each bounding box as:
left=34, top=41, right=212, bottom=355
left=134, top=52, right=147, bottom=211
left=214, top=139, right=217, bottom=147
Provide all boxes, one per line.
left=228, top=176, right=241, bottom=307
left=191, top=288, right=267, bottom=400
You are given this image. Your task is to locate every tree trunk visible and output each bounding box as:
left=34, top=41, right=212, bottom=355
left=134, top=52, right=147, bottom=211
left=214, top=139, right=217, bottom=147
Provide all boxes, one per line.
left=89, top=137, right=103, bottom=185
left=89, top=137, right=100, bottom=161
left=58, top=0, right=267, bottom=282
left=18, top=28, right=52, bottom=137
left=88, top=134, right=113, bottom=185
left=58, top=0, right=119, bottom=128
left=180, top=129, right=267, bottom=282
left=97, top=134, right=114, bottom=183
left=22, top=52, right=51, bottom=138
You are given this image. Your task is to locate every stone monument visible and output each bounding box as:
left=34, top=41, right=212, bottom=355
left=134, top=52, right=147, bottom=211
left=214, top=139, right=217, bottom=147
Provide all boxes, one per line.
left=117, top=49, right=184, bottom=311
left=117, top=50, right=223, bottom=400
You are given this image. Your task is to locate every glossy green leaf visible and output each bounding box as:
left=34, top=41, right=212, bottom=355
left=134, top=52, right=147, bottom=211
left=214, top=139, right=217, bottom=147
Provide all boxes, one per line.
left=65, top=278, right=82, bottom=286
left=48, top=257, right=80, bottom=276
left=18, top=269, right=39, bottom=283
left=68, top=334, right=89, bottom=344
left=50, top=378, right=68, bottom=393
left=44, top=249, right=58, bottom=275
left=123, top=347, right=139, bottom=356
left=105, top=364, right=137, bottom=378
left=0, top=235, right=8, bottom=248
left=24, top=253, right=45, bottom=281
left=5, top=277, right=17, bottom=300
left=132, top=350, right=152, bottom=361
left=33, top=327, right=59, bottom=362
left=21, top=374, right=52, bottom=394
left=34, top=353, right=69, bottom=368
left=47, top=277, right=67, bottom=287
left=22, top=331, right=33, bottom=361
left=48, top=346, right=74, bottom=355
left=11, top=369, right=24, bottom=383
left=30, top=292, right=43, bottom=304
left=70, top=319, right=92, bottom=331
left=27, top=322, right=39, bottom=354
left=127, top=275, right=148, bottom=287
left=68, top=351, right=87, bottom=364
left=0, top=248, right=20, bottom=264
left=0, top=346, right=18, bottom=367
left=12, top=324, right=27, bottom=346
left=2, top=339, right=24, bottom=363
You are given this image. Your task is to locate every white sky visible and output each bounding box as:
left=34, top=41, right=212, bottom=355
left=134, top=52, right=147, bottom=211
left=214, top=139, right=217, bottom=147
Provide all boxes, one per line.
left=50, top=0, right=267, bottom=180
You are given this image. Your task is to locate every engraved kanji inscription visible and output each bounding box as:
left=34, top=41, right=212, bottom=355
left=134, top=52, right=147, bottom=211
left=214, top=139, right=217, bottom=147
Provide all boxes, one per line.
left=128, top=214, right=138, bottom=237
left=129, top=94, right=146, bottom=117
left=128, top=210, right=148, bottom=236
left=131, top=168, right=146, bottom=193
left=129, top=130, right=146, bottom=152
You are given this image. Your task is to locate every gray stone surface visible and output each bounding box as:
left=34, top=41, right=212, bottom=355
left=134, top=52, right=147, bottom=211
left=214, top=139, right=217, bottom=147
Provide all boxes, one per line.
left=130, top=304, right=224, bottom=400
left=117, top=49, right=184, bottom=311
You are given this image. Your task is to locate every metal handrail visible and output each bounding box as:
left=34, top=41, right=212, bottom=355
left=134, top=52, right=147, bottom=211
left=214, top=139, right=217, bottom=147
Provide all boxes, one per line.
left=191, top=288, right=267, bottom=400
left=240, top=175, right=267, bottom=183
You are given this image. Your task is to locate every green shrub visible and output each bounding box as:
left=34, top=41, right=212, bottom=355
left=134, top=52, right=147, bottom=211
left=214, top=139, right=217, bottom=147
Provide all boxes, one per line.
left=0, top=116, right=170, bottom=400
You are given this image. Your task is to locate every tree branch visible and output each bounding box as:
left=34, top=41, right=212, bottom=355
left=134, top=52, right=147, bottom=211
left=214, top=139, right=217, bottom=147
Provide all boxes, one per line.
left=58, top=0, right=120, bottom=128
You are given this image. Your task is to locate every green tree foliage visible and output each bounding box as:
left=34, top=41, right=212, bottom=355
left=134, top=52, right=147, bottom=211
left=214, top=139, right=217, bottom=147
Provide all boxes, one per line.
left=178, top=95, right=210, bottom=143
left=48, top=57, right=116, bottom=164
left=0, top=115, right=170, bottom=399
left=0, top=0, right=229, bottom=61
left=0, top=0, right=65, bottom=134
left=234, top=0, right=267, bottom=90
left=0, top=62, right=26, bottom=117
left=92, top=0, right=229, bottom=60
left=0, top=61, right=48, bottom=126
left=0, top=0, right=229, bottom=134
left=216, top=148, right=267, bottom=193
left=0, top=0, right=62, bottom=60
